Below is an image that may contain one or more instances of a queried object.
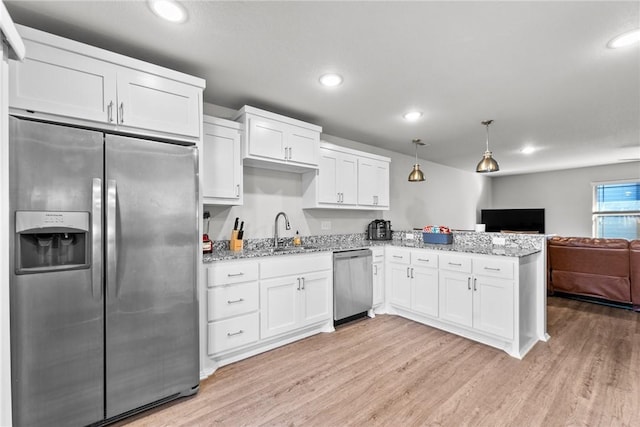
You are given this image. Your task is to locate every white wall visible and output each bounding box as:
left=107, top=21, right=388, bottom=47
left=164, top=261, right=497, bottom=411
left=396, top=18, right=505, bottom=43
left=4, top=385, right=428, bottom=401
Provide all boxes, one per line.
left=203, top=103, right=492, bottom=240
left=491, top=162, right=640, bottom=237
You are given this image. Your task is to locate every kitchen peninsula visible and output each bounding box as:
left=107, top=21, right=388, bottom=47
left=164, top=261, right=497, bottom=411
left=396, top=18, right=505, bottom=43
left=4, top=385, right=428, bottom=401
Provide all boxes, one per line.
left=201, top=231, right=548, bottom=377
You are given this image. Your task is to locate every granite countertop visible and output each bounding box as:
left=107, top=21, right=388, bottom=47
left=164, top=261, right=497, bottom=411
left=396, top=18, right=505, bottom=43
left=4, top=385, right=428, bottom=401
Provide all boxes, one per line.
left=203, top=240, right=540, bottom=263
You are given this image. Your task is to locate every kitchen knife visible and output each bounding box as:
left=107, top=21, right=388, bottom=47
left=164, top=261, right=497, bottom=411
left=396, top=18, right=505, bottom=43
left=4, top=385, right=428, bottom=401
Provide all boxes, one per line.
left=233, top=217, right=239, bottom=230
left=238, top=221, right=244, bottom=240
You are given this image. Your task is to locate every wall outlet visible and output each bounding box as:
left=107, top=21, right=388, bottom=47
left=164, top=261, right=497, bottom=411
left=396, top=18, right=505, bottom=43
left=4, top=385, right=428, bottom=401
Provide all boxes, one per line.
left=321, top=221, right=331, bottom=230
left=405, top=233, right=414, bottom=240
left=492, top=237, right=506, bottom=246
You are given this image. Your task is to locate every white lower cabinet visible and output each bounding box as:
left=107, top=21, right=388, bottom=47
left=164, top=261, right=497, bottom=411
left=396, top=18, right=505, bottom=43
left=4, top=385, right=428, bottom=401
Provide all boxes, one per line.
left=438, top=253, right=514, bottom=340
left=372, top=248, right=385, bottom=307
left=206, top=260, right=260, bottom=356
left=260, top=255, right=332, bottom=339
left=387, top=247, right=439, bottom=318
left=206, top=253, right=333, bottom=368
left=385, top=247, right=538, bottom=359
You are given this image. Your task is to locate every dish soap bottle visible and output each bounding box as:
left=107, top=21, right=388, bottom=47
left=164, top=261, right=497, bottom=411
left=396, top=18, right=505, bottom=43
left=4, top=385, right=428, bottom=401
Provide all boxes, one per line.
left=293, top=231, right=301, bottom=246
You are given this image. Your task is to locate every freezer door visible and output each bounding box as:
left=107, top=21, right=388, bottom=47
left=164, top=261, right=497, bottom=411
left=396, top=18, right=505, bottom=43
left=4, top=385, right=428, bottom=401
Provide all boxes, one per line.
left=9, top=117, right=105, bottom=427
left=104, top=134, right=199, bottom=418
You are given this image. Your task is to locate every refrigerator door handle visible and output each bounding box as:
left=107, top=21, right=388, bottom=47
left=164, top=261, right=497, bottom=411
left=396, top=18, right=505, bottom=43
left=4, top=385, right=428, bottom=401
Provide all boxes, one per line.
left=91, top=178, right=103, bottom=299
left=107, top=179, right=118, bottom=297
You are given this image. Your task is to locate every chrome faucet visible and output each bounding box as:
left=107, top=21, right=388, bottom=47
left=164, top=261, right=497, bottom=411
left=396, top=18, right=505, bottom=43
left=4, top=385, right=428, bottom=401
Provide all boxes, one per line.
left=274, top=211, right=291, bottom=248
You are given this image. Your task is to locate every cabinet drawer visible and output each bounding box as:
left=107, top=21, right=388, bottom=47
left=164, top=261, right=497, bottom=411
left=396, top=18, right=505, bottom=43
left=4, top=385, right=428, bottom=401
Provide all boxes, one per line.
left=473, top=257, right=515, bottom=280
left=386, top=248, right=410, bottom=265
left=260, top=253, right=331, bottom=279
left=439, top=254, right=471, bottom=273
left=207, top=312, right=259, bottom=355
left=411, top=251, right=438, bottom=269
left=207, top=282, right=259, bottom=321
left=207, top=261, right=258, bottom=286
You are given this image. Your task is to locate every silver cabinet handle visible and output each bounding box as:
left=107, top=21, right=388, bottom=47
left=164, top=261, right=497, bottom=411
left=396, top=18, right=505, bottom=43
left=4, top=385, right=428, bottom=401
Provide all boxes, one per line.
left=449, top=262, right=462, bottom=266
left=297, top=277, right=301, bottom=290
left=467, top=277, right=471, bottom=290
left=227, top=330, right=244, bottom=337
left=119, top=102, right=124, bottom=123
left=473, top=277, right=477, bottom=291
left=410, top=267, right=414, bottom=279
left=91, top=178, right=102, bottom=299
left=406, top=267, right=411, bottom=278
left=484, top=266, right=501, bottom=271
left=417, top=258, right=429, bottom=262
left=289, top=146, right=292, bottom=160
left=374, top=264, right=378, bottom=275
left=301, top=277, right=305, bottom=290
left=236, top=184, right=240, bottom=197
left=106, top=179, right=117, bottom=297
left=107, top=101, right=114, bottom=123
left=227, top=272, right=244, bottom=277
left=393, top=255, right=403, bottom=259
left=227, top=298, right=245, bottom=304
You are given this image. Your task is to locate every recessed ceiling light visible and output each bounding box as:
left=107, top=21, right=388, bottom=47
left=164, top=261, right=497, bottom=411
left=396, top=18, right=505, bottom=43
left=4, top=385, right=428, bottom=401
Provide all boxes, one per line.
left=403, top=111, right=423, bottom=122
left=319, top=73, right=343, bottom=87
left=608, top=29, right=640, bottom=48
left=148, top=0, right=188, bottom=23
left=520, top=146, right=535, bottom=155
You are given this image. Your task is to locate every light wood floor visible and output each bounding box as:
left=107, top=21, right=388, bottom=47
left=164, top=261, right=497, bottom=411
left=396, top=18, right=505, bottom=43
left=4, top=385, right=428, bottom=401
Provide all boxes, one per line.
left=118, top=297, right=640, bottom=427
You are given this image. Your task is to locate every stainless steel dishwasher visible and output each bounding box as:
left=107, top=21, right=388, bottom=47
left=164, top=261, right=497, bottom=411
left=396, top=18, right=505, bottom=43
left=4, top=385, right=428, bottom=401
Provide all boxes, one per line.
left=333, top=248, right=373, bottom=324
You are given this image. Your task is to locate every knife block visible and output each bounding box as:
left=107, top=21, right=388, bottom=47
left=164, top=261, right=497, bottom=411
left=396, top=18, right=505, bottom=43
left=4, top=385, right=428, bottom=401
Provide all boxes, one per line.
left=229, top=230, right=243, bottom=252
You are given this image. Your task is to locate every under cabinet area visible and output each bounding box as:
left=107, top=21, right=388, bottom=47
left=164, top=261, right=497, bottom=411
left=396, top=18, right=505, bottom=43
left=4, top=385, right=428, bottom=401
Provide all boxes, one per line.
left=10, top=25, right=203, bottom=141
left=202, top=116, right=243, bottom=205
left=234, top=105, right=322, bottom=172
left=302, top=142, right=391, bottom=210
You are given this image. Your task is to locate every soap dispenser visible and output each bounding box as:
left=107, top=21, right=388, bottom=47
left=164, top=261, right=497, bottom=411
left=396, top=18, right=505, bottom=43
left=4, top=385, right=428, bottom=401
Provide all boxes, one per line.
left=293, top=231, right=301, bottom=246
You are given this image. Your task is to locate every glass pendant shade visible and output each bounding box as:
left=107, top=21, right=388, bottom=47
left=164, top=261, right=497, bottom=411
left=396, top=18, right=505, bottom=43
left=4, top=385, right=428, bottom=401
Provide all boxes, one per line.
left=408, top=139, right=426, bottom=182
left=476, top=120, right=500, bottom=173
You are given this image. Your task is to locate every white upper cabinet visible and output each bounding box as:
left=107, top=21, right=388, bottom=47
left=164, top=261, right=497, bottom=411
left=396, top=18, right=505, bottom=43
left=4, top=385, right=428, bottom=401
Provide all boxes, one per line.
left=357, top=157, right=390, bottom=208
left=235, top=105, right=321, bottom=172
left=9, top=25, right=204, bottom=141
left=202, top=116, right=243, bottom=205
left=302, top=142, right=390, bottom=210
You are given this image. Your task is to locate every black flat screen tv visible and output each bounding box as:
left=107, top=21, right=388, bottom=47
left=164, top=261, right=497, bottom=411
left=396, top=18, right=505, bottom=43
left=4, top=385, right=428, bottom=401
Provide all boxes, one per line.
left=481, top=208, right=545, bottom=234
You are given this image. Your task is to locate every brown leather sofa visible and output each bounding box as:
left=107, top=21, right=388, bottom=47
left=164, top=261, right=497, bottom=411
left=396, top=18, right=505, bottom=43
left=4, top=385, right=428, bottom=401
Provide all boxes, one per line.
left=547, top=236, right=640, bottom=311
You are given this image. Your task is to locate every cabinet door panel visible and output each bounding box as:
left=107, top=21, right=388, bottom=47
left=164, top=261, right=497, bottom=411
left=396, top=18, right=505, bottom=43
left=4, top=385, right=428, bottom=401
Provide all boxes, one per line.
left=412, top=267, right=438, bottom=318
left=318, top=151, right=339, bottom=203
left=288, top=126, right=319, bottom=165
left=438, top=270, right=472, bottom=327
left=372, top=261, right=384, bottom=306
left=116, top=69, right=200, bottom=137
left=357, top=158, right=377, bottom=206
left=260, top=277, right=299, bottom=339
left=389, top=263, right=411, bottom=309
left=338, top=155, right=358, bottom=205
left=10, top=39, right=116, bottom=123
left=202, top=123, right=241, bottom=201
left=473, top=276, right=514, bottom=339
left=300, top=271, right=332, bottom=327
left=247, top=117, right=285, bottom=160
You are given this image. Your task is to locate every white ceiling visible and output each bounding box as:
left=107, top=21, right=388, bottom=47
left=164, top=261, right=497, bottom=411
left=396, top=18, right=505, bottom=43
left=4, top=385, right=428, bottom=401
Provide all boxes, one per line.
left=4, top=0, right=640, bottom=176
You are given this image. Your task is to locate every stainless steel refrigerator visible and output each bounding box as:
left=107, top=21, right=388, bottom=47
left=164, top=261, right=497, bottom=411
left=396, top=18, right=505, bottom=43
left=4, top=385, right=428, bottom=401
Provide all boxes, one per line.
left=9, top=116, right=200, bottom=426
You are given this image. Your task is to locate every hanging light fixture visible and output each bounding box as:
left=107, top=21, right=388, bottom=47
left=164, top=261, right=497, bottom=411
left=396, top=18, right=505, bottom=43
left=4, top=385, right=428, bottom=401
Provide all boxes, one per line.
left=476, top=119, right=500, bottom=173
left=408, top=139, right=426, bottom=182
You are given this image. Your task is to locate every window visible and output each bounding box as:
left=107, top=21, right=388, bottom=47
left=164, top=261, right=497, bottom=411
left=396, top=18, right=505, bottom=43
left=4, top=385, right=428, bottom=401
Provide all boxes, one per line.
left=592, top=180, right=640, bottom=239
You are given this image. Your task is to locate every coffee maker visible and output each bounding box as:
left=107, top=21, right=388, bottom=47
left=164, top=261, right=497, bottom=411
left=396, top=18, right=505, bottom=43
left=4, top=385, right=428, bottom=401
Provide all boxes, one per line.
left=367, top=219, right=392, bottom=240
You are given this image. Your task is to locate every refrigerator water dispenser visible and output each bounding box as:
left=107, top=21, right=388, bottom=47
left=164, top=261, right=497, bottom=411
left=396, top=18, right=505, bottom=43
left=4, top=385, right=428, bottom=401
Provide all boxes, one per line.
left=15, top=211, right=90, bottom=273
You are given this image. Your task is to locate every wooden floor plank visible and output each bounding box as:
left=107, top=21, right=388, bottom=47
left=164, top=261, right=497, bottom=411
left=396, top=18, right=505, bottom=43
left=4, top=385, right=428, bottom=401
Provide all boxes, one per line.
left=116, top=297, right=640, bottom=427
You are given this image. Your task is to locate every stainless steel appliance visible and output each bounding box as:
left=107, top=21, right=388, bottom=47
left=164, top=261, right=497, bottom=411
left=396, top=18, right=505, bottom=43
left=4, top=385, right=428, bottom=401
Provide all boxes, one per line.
left=333, top=249, right=373, bottom=323
left=367, top=219, right=392, bottom=240
left=9, top=116, right=199, bottom=426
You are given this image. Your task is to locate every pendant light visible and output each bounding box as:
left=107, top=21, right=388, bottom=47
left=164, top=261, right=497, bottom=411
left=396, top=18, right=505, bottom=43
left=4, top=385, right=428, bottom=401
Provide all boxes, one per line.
left=408, top=139, right=426, bottom=182
left=475, top=120, right=500, bottom=173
